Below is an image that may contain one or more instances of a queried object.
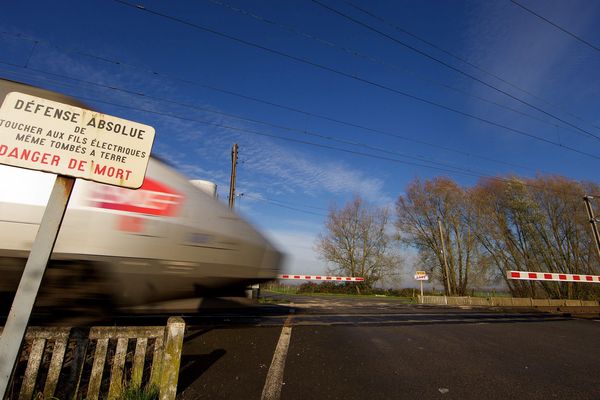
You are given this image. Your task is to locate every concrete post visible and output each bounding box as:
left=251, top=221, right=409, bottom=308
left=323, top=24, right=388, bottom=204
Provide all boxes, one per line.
left=159, top=317, right=186, bottom=400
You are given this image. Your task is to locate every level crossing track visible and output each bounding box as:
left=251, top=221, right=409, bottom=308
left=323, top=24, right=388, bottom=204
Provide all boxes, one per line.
left=2, top=294, right=599, bottom=399
left=4, top=294, right=576, bottom=328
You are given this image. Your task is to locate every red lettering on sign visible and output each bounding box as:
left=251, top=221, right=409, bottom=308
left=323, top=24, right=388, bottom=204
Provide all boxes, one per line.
left=0, top=144, right=60, bottom=166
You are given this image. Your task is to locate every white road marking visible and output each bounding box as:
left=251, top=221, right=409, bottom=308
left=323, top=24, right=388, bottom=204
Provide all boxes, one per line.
left=261, top=311, right=294, bottom=400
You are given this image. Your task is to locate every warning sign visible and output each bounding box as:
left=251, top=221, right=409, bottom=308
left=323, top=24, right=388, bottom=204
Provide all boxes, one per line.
left=414, top=271, right=429, bottom=281
left=0, top=92, right=154, bottom=188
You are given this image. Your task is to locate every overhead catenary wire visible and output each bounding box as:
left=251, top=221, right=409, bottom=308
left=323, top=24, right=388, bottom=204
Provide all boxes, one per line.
left=207, top=0, right=577, bottom=135
left=242, top=194, right=329, bottom=217
left=0, top=24, right=596, bottom=209
left=1, top=65, right=331, bottom=217
left=310, top=0, right=600, bottom=141
left=3, top=61, right=594, bottom=180
left=0, top=64, right=533, bottom=179
left=343, top=0, right=600, bottom=132
left=0, top=65, right=593, bottom=200
left=108, top=1, right=600, bottom=155
left=510, top=0, right=600, bottom=52
left=0, top=31, right=560, bottom=173
left=0, top=62, right=505, bottom=176
left=83, top=89, right=591, bottom=197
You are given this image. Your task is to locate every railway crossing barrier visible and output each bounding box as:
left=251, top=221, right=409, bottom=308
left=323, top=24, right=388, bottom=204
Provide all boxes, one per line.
left=278, top=275, right=365, bottom=282
left=419, top=270, right=600, bottom=306
left=508, top=270, right=600, bottom=283
left=1, top=317, right=185, bottom=400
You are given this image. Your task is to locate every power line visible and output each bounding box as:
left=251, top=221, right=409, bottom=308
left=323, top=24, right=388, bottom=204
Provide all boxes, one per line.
left=208, top=0, right=574, bottom=135
left=0, top=69, right=331, bottom=217
left=0, top=63, right=506, bottom=175
left=511, top=0, right=600, bottom=52
left=73, top=88, right=600, bottom=199
left=1, top=66, right=592, bottom=200
left=311, top=0, right=600, bottom=141
left=8, top=61, right=596, bottom=178
left=1, top=57, right=597, bottom=180
left=0, top=64, right=527, bottom=178
left=109, top=2, right=600, bottom=157
left=343, top=0, right=600, bottom=132
left=243, top=194, right=329, bottom=217
left=0, top=31, right=556, bottom=173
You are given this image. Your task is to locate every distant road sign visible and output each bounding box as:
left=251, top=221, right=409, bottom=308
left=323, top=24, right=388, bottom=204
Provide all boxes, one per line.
left=0, top=92, right=154, bottom=188
left=414, top=271, right=429, bottom=281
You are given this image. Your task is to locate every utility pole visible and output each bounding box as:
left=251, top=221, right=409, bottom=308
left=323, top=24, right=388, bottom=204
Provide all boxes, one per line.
left=228, top=143, right=238, bottom=210
left=583, top=196, right=600, bottom=263
left=438, top=218, right=452, bottom=296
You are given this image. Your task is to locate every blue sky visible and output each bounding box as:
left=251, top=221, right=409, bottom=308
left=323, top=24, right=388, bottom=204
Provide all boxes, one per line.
left=1, top=0, right=599, bottom=279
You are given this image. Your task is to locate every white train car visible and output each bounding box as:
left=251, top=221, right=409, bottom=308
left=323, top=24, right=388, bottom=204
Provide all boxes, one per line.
left=0, top=79, right=282, bottom=309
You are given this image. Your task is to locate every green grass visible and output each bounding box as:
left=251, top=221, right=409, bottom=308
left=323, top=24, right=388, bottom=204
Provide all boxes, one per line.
left=263, top=286, right=300, bottom=295
left=34, top=384, right=159, bottom=400
left=258, top=296, right=291, bottom=304
left=119, top=385, right=159, bottom=400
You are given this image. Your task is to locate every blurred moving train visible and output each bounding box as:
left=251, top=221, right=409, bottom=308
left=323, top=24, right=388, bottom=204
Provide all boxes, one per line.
left=0, top=79, right=282, bottom=311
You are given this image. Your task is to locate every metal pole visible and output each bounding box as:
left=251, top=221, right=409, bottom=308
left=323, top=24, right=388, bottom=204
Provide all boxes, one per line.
left=0, top=175, right=75, bottom=398
left=438, top=218, right=452, bottom=296
left=228, top=143, right=238, bottom=210
left=420, top=280, right=424, bottom=298
left=583, top=196, right=600, bottom=263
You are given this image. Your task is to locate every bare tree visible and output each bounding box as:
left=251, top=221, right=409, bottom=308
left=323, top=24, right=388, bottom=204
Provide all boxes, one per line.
left=396, top=177, right=490, bottom=295
left=315, top=196, right=400, bottom=291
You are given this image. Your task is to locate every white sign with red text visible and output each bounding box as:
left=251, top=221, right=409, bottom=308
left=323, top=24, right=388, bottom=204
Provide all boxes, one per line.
left=414, top=271, right=429, bottom=281
left=0, top=92, right=154, bottom=188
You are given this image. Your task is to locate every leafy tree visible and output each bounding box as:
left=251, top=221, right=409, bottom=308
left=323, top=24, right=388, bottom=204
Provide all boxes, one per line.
left=396, top=177, right=490, bottom=295
left=471, top=176, right=600, bottom=299
left=397, top=175, right=600, bottom=299
left=315, top=196, right=400, bottom=292
left=469, top=177, right=541, bottom=297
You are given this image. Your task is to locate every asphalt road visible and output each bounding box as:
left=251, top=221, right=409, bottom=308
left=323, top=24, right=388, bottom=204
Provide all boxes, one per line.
left=4, top=294, right=598, bottom=399
left=173, top=293, right=600, bottom=400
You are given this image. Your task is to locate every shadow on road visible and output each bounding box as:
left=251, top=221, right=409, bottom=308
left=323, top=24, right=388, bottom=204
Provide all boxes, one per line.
left=177, top=348, right=227, bottom=394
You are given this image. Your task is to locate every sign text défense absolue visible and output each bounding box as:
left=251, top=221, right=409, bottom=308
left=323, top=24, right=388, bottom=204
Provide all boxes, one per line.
left=0, top=92, right=154, bottom=189
left=14, top=98, right=147, bottom=139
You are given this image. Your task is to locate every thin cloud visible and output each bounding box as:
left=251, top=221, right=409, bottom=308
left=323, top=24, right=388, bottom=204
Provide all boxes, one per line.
left=2, top=34, right=393, bottom=207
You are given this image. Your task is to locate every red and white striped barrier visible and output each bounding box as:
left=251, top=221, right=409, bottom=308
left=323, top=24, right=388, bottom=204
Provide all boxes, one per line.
left=508, top=270, right=600, bottom=283
left=278, top=275, right=364, bottom=282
